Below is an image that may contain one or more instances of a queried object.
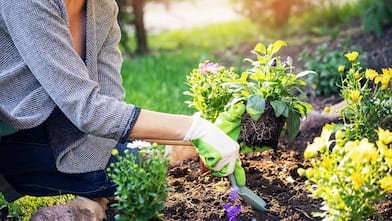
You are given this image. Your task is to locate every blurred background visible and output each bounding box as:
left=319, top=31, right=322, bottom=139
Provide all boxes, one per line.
left=115, top=0, right=391, bottom=115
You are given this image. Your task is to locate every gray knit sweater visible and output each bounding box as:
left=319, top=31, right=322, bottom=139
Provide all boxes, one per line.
left=0, top=0, right=140, bottom=173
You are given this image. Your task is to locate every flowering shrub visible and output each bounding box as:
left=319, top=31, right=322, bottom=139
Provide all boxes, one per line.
left=300, top=126, right=392, bottom=220
left=184, top=61, right=239, bottom=122
left=338, top=51, right=392, bottom=142
left=107, top=141, right=170, bottom=221
left=300, top=51, right=392, bottom=220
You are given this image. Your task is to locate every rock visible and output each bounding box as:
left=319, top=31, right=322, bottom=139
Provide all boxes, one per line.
left=30, top=205, right=75, bottom=221
left=300, top=100, right=345, bottom=133
left=30, top=197, right=107, bottom=221
left=68, top=197, right=107, bottom=221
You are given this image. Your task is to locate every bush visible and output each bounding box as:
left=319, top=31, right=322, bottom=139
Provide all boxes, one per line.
left=107, top=141, right=170, bottom=221
left=300, top=51, right=392, bottom=220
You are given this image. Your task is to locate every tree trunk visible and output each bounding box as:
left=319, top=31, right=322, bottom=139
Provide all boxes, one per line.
left=132, top=0, right=149, bottom=55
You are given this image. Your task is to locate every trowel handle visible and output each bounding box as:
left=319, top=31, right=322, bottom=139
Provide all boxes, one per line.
left=228, top=174, right=239, bottom=188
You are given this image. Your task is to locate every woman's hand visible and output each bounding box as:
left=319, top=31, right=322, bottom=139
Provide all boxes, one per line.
left=183, top=115, right=246, bottom=186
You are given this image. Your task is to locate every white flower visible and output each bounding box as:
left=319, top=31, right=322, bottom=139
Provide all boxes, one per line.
left=127, top=140, right=151, bottom=149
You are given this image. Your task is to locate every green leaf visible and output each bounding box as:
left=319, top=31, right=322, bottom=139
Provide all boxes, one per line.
left=270, top=100, right=288, bottom=117
left=270, top=40, right=287, bottom=56
left=246, top=95, right=265, bottom=121
left=257, top=55, right=268, bottom=64
left=287, top=110, right=300, bottom=140
left=253, top=42, right=266, bottom=54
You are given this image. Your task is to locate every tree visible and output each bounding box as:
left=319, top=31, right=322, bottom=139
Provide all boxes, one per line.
left=116, top=0, right=171, bottom=56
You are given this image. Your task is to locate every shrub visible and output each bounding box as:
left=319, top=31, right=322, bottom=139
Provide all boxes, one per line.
left=301, top=126, right=392, bottom=220
left=107, top=141, right=170, bottom=221
left=338, top=52, right=391, bottom=141
left=300, top=51, right=392, bottom=220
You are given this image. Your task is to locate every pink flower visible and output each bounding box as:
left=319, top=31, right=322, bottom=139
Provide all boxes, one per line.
left=199, top=62, right=221, bottom=74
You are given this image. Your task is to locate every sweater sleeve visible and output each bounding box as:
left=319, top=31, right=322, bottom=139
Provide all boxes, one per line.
left=96, top=2, right=126, bottom=100
left=0, top=0, right=138, bottom=141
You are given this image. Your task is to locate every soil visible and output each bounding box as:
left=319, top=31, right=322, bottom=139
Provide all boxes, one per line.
left=106, top=23, right=392, bottom=221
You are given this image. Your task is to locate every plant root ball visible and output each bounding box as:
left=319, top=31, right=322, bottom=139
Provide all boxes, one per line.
left=238, top=102, right=285, bottom=150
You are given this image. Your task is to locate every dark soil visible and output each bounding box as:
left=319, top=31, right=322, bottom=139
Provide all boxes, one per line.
left=106, top=24, right=392, bottom=221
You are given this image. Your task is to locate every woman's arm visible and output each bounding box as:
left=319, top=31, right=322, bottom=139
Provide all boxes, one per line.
left=129, top=109, right=193, bottom=141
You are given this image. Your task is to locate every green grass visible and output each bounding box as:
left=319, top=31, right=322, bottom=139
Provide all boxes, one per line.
left=121, top=19, right=259, bottom=114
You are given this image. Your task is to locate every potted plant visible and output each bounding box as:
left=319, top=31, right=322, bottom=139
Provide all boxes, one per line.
left=184, top=40, right=314, bottom=151
left=224, top=40, right=314, bottom=150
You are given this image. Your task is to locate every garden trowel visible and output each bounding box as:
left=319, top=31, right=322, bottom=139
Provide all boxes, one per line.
left=228, top=174, right=267, bottom=212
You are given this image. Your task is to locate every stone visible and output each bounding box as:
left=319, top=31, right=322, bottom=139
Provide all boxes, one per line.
left=30, top=197, right=107, bottom=221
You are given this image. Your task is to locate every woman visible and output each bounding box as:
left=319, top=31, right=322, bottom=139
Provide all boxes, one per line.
left=0, top=0, right=244, bottom=202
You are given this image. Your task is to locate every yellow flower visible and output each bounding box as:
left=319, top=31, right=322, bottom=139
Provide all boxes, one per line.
left=381, top=77, right=389, bottom=91
left=374, top=75, right=383, bottom=84
left=365, top=69, right=378, bottom=81
left=111, top=148, right=119, bottom=156
left=351, top=172, right=364, bottom=191
left=380, top=174, right=392, bottom=192
left=344, top=51, right=359, bottom=62
left=335, top=130, right=344, bottom=140
left=304, top=127, right=332, bottom=159
left=304, top=146, right=318, bottom=159
left=338, top=65, right=345, bottom=72
left=382, top=68, right=392, bottom=82
left=377, top=128, right=392, bottom=145
left=323, top=106, right=330, bottom=113
left=321, top=157, right=332, bottom=169
left=348, top=139, right=378, bottom=163
left=306, top=168, right=314, bottom=178
left=350, top=90, right=362, bottom=102
left=354, top=72, right=361, bottom=80
left=297, top=168, right=306, bottom=176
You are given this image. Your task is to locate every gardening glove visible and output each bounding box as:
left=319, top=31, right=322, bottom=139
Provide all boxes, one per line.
left=183, top=114, right=246, bottom=186
left=214, top=102, right=246, bottom=140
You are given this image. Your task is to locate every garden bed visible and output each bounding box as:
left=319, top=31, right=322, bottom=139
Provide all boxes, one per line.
left=160, top=94, right=392, bottom=221
left=104, top=24, right=392, bottom=221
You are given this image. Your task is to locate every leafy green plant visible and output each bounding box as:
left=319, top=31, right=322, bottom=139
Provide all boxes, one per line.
left=225, top=40, right=314, bottom=140
left=107, top=141, right=170, bottom=221
left=338, top=51, right=392, bottom=142
left=300, top=42, right=365, bottom=96
left=299, top=51, right=392, bottom=220
left=300, top=125, right=392, bottom=221
left=184, top=61, right=239, bottom=122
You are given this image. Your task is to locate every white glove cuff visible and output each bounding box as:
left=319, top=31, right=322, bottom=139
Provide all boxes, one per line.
left=183, top=114, right=205, bottom=141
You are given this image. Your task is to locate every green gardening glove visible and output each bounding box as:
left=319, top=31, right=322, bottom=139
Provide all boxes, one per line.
left=214, top=102, right=246, bottom=140
left=214, top=102, right=246, bottom=186
left=183, top=107, right=246, bottom=186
